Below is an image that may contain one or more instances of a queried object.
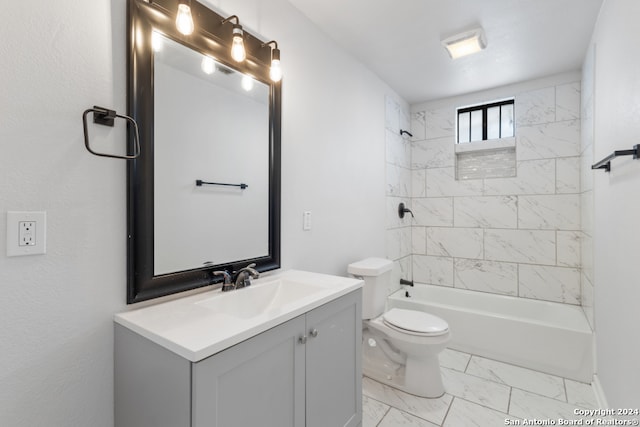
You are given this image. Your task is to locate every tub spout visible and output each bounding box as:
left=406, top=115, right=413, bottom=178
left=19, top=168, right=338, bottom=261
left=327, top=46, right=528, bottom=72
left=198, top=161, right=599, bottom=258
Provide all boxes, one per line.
left=400, top=278, right=414, bottom=287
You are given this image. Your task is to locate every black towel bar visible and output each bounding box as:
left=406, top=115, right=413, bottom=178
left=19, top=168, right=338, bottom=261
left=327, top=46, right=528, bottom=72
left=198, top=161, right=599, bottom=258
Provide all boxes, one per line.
left=591, top=145, right=640, bottom=172
left=196, top=180, right=248, bottom=189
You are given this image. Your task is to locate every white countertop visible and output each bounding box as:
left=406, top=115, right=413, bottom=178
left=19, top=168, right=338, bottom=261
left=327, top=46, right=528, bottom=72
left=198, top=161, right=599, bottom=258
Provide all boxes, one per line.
left=114, top=270, right=362, bottom=362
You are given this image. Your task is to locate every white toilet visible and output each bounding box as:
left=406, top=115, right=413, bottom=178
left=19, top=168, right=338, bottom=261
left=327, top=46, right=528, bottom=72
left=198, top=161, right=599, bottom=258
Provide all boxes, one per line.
left=348, top=257, right=450, bottom=398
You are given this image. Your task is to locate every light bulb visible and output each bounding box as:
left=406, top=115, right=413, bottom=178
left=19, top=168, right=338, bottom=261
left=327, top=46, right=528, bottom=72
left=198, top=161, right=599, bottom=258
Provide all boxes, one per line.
left=241, top=75, right=254, bottom=91
left=176, top=4, right=194, bottom=36
left=152, top=31, right=163, bottom=52
left=231, top=27, right=246, bottom=62
left=269, top=48, right=282, bottom=82
left=269, top=59, right=282, bottom=82
left=201, top=56, right=215, bottom=75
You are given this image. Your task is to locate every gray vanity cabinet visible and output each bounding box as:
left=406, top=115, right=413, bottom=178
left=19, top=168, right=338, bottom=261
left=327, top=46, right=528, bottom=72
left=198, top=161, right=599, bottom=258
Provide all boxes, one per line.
left=305, top=292, right=362, bottom=427
left=192, top=314, right=306, bottom=427
left=115, top=289, right=362, bottom=427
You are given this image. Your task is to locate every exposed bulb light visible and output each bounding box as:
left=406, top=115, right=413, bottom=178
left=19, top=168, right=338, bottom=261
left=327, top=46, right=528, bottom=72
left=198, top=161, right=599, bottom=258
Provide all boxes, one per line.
left=176, top=3, right=194, bottom=36
left=242, top=75, right=254, bottom=91
left=270, top=56, right=282, bottom=82
left=231, top=26, right=246, bottom=62
left=223, top=16, right=246, bottom=62
left=201, top=56, right=215, bottom=75
left=152, top=31, right=163, bottom=52
left=262, top=41, right=283, bottom=82
left=441, top=28, right=487, bottom=59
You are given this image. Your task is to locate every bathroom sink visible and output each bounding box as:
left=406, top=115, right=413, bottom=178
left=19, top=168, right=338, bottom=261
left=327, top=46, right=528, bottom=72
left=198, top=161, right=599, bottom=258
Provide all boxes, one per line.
left=195, top=278, right=326, bottom=319
left=114, top=270, right=363, bottom=361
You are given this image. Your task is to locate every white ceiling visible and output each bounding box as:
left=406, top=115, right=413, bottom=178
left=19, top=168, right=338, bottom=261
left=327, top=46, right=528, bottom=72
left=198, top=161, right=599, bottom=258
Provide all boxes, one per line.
left=287, top=0, right=603, bottom=104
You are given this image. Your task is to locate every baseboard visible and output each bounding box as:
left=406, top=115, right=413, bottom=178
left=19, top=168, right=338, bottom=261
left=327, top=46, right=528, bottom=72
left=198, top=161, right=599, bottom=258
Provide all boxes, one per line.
left=592, top=374, right=610, bottom=408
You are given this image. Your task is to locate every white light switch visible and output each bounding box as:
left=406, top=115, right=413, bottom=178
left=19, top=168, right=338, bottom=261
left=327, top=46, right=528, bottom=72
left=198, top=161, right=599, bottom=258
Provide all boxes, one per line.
left=303, top=211, right=312, bottom=231
left=7, top=211, right=47, bottom=256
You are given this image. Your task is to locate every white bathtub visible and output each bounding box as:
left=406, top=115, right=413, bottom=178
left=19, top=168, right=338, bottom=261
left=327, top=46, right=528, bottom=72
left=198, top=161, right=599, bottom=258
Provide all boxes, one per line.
left=388, top=284, right=594, bottom=382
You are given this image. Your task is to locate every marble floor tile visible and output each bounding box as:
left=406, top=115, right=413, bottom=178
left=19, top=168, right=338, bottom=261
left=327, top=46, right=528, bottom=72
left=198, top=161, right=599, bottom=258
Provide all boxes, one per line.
left=509, top=388, right=586, bottom=421
left=465, top=356, right=566, bottom=400
left=439, top=348, right=471, bottom=372
left=363, top=395, right=390, bottom=427
left=363, top=349, right=599, bottom=427
left=441, top=367, right=511, bottom=412
left=443, top=397, right=520, bottom=427
left=378, top=408, right=439, bottom=427
left=362, top=377, right=453, bottom=425
left=565, top=379, right=599, bottom=409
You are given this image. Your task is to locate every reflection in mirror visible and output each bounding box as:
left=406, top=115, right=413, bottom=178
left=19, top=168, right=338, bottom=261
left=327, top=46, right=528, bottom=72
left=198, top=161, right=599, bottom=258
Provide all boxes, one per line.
left=153, top=34, right=270, bottom=275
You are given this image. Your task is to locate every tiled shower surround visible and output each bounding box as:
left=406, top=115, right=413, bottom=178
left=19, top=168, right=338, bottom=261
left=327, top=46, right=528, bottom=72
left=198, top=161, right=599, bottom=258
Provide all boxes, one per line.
left=580, top=48, right=595, bottom=329
left=385, top=96, right=413, bottom=289
left=386, top=76, right=585, bottom=309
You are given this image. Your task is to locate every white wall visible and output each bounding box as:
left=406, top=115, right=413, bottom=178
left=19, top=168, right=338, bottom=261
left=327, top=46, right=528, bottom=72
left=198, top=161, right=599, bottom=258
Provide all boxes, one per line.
left=0, top=0, right=397, bottom=425
left=588, top=0, right=640, bottom=407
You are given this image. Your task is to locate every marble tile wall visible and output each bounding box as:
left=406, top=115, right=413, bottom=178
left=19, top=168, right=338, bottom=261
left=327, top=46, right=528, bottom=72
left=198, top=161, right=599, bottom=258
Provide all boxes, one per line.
left=580, top=47, right=595, bottom=329
left=385, top=96, right=413, bottom=293
left=410, top=81, right=583, bottom=306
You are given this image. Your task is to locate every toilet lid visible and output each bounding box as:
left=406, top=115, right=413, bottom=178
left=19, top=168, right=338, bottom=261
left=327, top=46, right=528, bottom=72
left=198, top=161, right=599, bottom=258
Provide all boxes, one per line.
left=383, top=308, right=449, bottom=336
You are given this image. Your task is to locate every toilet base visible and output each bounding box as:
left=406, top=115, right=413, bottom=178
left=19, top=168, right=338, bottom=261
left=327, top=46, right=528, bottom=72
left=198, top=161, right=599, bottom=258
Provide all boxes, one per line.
left=363, top=344, right=446, bottom=398
left=405, top=354, right=445, bottom=398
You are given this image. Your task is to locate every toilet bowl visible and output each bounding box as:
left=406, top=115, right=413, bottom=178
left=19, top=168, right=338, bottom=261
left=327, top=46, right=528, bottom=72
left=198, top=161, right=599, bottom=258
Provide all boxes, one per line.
left=348, top=258, right=450, bottom=398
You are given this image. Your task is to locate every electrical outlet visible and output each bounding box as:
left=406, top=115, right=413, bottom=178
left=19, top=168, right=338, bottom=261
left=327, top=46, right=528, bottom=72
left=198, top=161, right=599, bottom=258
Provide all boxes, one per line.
left=7, top=211, right=46, bottom=256
left=19, top=221, right=36, bottom=246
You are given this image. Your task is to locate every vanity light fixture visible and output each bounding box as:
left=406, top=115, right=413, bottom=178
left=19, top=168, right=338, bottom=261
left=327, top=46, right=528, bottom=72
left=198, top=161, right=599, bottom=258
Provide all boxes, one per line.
left=241, top=75, right=254, bottom=91
left=201, top=56, right=215, bottom=75
left=262, top=40, right=282, bottom=82
left=222, top=15, right=246, bottom=62
left=175, top=1, right=195, bottom=36
left=441, top=27, right=487, bottom=59
left=151, top=31, right=163, bottom=52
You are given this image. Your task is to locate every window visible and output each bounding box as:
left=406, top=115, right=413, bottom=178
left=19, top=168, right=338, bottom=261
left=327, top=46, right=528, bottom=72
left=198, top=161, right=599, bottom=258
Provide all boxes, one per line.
left=457, top=99, right=514, bottom=143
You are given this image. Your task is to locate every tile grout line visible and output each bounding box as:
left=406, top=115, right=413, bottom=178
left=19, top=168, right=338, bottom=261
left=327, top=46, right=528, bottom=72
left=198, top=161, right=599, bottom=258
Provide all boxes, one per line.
left=375, top=405, right=392, bottom=427
left=439, top=396, right=456, bottom=427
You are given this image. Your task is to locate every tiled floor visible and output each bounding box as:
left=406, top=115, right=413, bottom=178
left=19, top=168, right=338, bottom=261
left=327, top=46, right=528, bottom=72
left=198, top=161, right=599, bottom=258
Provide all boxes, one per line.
left=363, top=348, right=600, bottom=427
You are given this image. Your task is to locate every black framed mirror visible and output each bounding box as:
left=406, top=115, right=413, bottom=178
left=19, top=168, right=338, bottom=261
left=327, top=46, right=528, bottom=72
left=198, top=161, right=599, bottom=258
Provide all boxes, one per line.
left=126, top=0, right=281, bottom=304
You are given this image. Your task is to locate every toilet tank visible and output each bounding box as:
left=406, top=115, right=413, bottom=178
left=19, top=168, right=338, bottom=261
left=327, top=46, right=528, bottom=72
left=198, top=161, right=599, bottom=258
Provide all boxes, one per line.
left=347, top=258, right=394, bottom=320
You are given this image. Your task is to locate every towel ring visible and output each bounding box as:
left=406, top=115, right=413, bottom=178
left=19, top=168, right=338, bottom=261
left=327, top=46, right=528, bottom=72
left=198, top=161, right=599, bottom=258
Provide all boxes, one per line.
left=82, top=106, right=141, bottom=160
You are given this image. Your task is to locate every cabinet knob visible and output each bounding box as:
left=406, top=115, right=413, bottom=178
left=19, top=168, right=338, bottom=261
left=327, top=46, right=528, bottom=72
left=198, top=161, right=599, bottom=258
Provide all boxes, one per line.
left=309, top=328, right=318, bottom=338
left=298, top=335, right=307, bottom=344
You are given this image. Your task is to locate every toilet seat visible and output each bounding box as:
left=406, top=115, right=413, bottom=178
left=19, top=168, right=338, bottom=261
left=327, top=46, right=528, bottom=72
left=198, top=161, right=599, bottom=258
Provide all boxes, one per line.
left=382, top=308, right=449, bottom=337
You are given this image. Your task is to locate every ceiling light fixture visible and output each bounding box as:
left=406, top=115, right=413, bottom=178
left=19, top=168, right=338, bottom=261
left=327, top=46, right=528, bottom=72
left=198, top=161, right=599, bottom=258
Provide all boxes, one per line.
left=222, top=15, right=246, bottom=62
left=441, top=28, right=487, bottom=59
left=262, top=40, right=283, bottom=82
left=175, top=1, right=195, bottom=36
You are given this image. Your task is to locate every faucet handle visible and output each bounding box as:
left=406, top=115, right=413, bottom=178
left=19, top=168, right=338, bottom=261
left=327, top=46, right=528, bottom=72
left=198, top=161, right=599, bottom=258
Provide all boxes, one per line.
left=234, top=263, right=260, bottom=288
left=213, top=270, right=235, bottom=291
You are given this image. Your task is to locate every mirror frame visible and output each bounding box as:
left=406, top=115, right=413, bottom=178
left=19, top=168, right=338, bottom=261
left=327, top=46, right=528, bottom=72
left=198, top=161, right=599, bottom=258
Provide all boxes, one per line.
left=126, top=0, right=281, bottom=304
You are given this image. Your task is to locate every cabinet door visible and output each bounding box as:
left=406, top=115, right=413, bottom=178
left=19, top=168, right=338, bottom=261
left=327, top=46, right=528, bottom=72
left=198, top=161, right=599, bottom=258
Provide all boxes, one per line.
left=192, top=315, right=306, bottom=427
left=305, top=290, right=362, bottom=427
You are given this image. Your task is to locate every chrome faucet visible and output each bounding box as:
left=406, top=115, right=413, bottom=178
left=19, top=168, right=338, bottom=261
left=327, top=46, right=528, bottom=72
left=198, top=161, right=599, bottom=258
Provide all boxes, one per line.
left=214, top=263, right=260, bottom=292
left=233, top=263, right=260, bottom=289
